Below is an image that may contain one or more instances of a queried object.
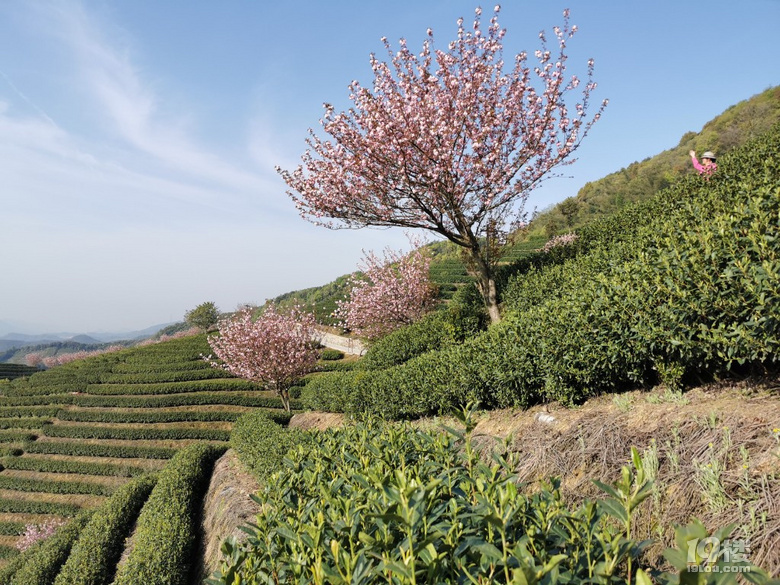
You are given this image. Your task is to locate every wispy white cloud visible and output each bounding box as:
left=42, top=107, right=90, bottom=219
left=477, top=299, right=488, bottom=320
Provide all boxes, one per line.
left=25, top=0, right=281, bottom=201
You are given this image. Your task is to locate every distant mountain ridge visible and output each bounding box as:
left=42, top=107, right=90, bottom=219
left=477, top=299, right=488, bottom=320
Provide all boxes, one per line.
left=0, top=323, right=175, bottom=358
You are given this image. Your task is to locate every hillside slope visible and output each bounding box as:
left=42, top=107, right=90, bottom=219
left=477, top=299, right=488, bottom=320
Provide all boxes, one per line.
left=531, top=85, right=780, bottom=235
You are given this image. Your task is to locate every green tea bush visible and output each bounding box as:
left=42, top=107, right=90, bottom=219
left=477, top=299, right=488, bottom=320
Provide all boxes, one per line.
left=23, top=441, right=175, bottom=460
left=0, top=418, right=49, bottom=429
left=110, top=360, right=214, bottom=374
left=113, top=442, right=226, bottom=585
left=1, top=456, right=148, bottom=477
left=0, top=430, right=37, bottom=443
left=97, top=368, right=233, bottom=384
left=230, top=410, right=313, bottom=480
left=0, top=476, right=112, bottom=496
left=54, top=474, right=158, bottom=585
left=82, top=378, right=261, bottom=395
left=357, top=286, right=486, bottom=371
left=0, top=521, right=25, bottom=535
left=319, top=348, right=344, bottom=361
left=70, top=392, right=296, bottom=410
left=0, top=498, right=81, bottom=516
left=56, top=408, right=243, bottom=424
left=0, top=407, right=61, bottom=418
left=41, top=422, right=230, bottom=442
left=213, top=413, right=775, bottom=585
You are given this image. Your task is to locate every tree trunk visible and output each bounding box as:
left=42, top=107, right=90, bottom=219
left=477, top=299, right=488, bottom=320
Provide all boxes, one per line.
left=467, top=249, right=501, bottom=324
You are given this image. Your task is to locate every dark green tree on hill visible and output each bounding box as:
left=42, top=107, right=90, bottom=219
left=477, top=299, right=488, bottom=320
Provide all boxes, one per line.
left=185, top=302, right=220, bottom=331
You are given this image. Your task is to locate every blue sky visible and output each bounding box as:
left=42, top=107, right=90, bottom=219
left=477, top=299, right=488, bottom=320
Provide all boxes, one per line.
left=1, top=0, right=778, bottom=334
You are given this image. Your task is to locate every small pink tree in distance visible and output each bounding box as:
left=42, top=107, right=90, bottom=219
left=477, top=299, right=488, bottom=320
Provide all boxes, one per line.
left=277, top=6, right=606, bottom=323
left=333, top=243, right=437, bottom=341
left=16, top=518, right=66, bottom=552
left=204, top=305, right=319, bottom=412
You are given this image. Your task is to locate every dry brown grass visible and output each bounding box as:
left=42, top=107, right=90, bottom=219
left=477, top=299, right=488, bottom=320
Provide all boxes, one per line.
left=194, top=450, right=261, bottom=583
left=459, top=379, right=780, bottom=575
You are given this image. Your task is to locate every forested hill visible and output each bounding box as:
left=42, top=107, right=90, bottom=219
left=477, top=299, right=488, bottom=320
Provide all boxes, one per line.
left=531, top=85, right=780, bottom=236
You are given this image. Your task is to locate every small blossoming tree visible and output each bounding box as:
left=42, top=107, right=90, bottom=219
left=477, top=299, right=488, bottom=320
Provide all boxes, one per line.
left=333, top=244, right=437, bottom=341
left=277, top=6, right=606, bottom=323
left=204, top=305, right=319, bottom=411
left=16, top=519, right=66, bottom=552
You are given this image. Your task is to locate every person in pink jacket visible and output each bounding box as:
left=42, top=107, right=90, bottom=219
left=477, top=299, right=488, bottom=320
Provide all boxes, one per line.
left=689, top=150, right=717, bottom=176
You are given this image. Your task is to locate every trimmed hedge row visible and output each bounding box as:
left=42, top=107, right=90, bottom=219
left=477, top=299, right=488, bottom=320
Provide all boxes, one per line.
left=0, top=418, right=50, bottom=429
left=0, top=512, right=92, bottom=585
left=109, top=360, right=214, bottom=374
left=0, top=430, right=38, bottom=443
left=53, top=474, right=158, bottom=585
left=230, top=410, right=313, bottom=481
left=113, top=443, right=226, bottom=585
left=1, top=456, right=148, bottom=477
left=82, top=378, right=262, bottom=395
left=23, top=441, right=176, bottom=460
left=0, top=395, right=74, bottom=407
left=0, top=520, right=25, bottom=535
left=72, top=392, right=297, bottom=410
left=97, top=368, right=233, bottom=385
left=0, top=364, right=38, bottom=380
left=0, top=497, right=81, bottom=516
left=55, top=409, right=244, bottom=424
left=41, top=423, right=231, bottom=442
left=0, top=475, right=112, bottom=496
left=0, top=407, right=61, bottom=418
left=0, top=392, right=297, bottom=410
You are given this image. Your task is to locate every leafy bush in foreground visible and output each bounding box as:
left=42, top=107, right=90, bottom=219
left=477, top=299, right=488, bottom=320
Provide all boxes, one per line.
left=211, top=411, right=775, bottom=584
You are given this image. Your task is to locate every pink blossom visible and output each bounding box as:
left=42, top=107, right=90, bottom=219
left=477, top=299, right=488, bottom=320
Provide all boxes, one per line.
left=541, top=232, right=578, bottom=253
left=16, top=519, right=66, bottom=552
left=333, top=243, right=437, bottom=341
left=204, top=305, right=319, bottom=411
left=277, top=8, right=604, bottom=323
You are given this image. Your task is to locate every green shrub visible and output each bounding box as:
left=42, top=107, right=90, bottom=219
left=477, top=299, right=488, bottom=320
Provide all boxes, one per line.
left=1, top=456, right=148, bottom=477
left=230, top=410, right=313, bottom=480
left=23, top=441, right=175, bottom=460
left=0, top=417, right=50, bottom=429
left=41, top=422, right=230, bottom=442
left=71, top=392, right=296, bottom=410
left=319, top=348, right=344, bottom=361
left=97, top=368, right=233, bottom=384
left=213, top=414, right=773, bottom=585
left=113, top=443, right=226, bottom=585
left=0, top=430, right=37, bottom=443
left=0, top=521, right=25, bottom=535
left=0, top=476, right=112, bottom=496
left=56, top=408, right=243, bottom=424
left=0, top=498, right=81, bottom=516
left=82, top=378, right=262, bottom=395
left=54, top=474, right=158, bottom=585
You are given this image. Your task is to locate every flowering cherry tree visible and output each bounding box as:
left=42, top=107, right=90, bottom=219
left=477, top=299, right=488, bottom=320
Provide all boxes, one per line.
left=277, top=7, right=606, bottom=323
left=333, top=244, right=437, bottom=341
left=204, top=305, right=319, bottom=411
